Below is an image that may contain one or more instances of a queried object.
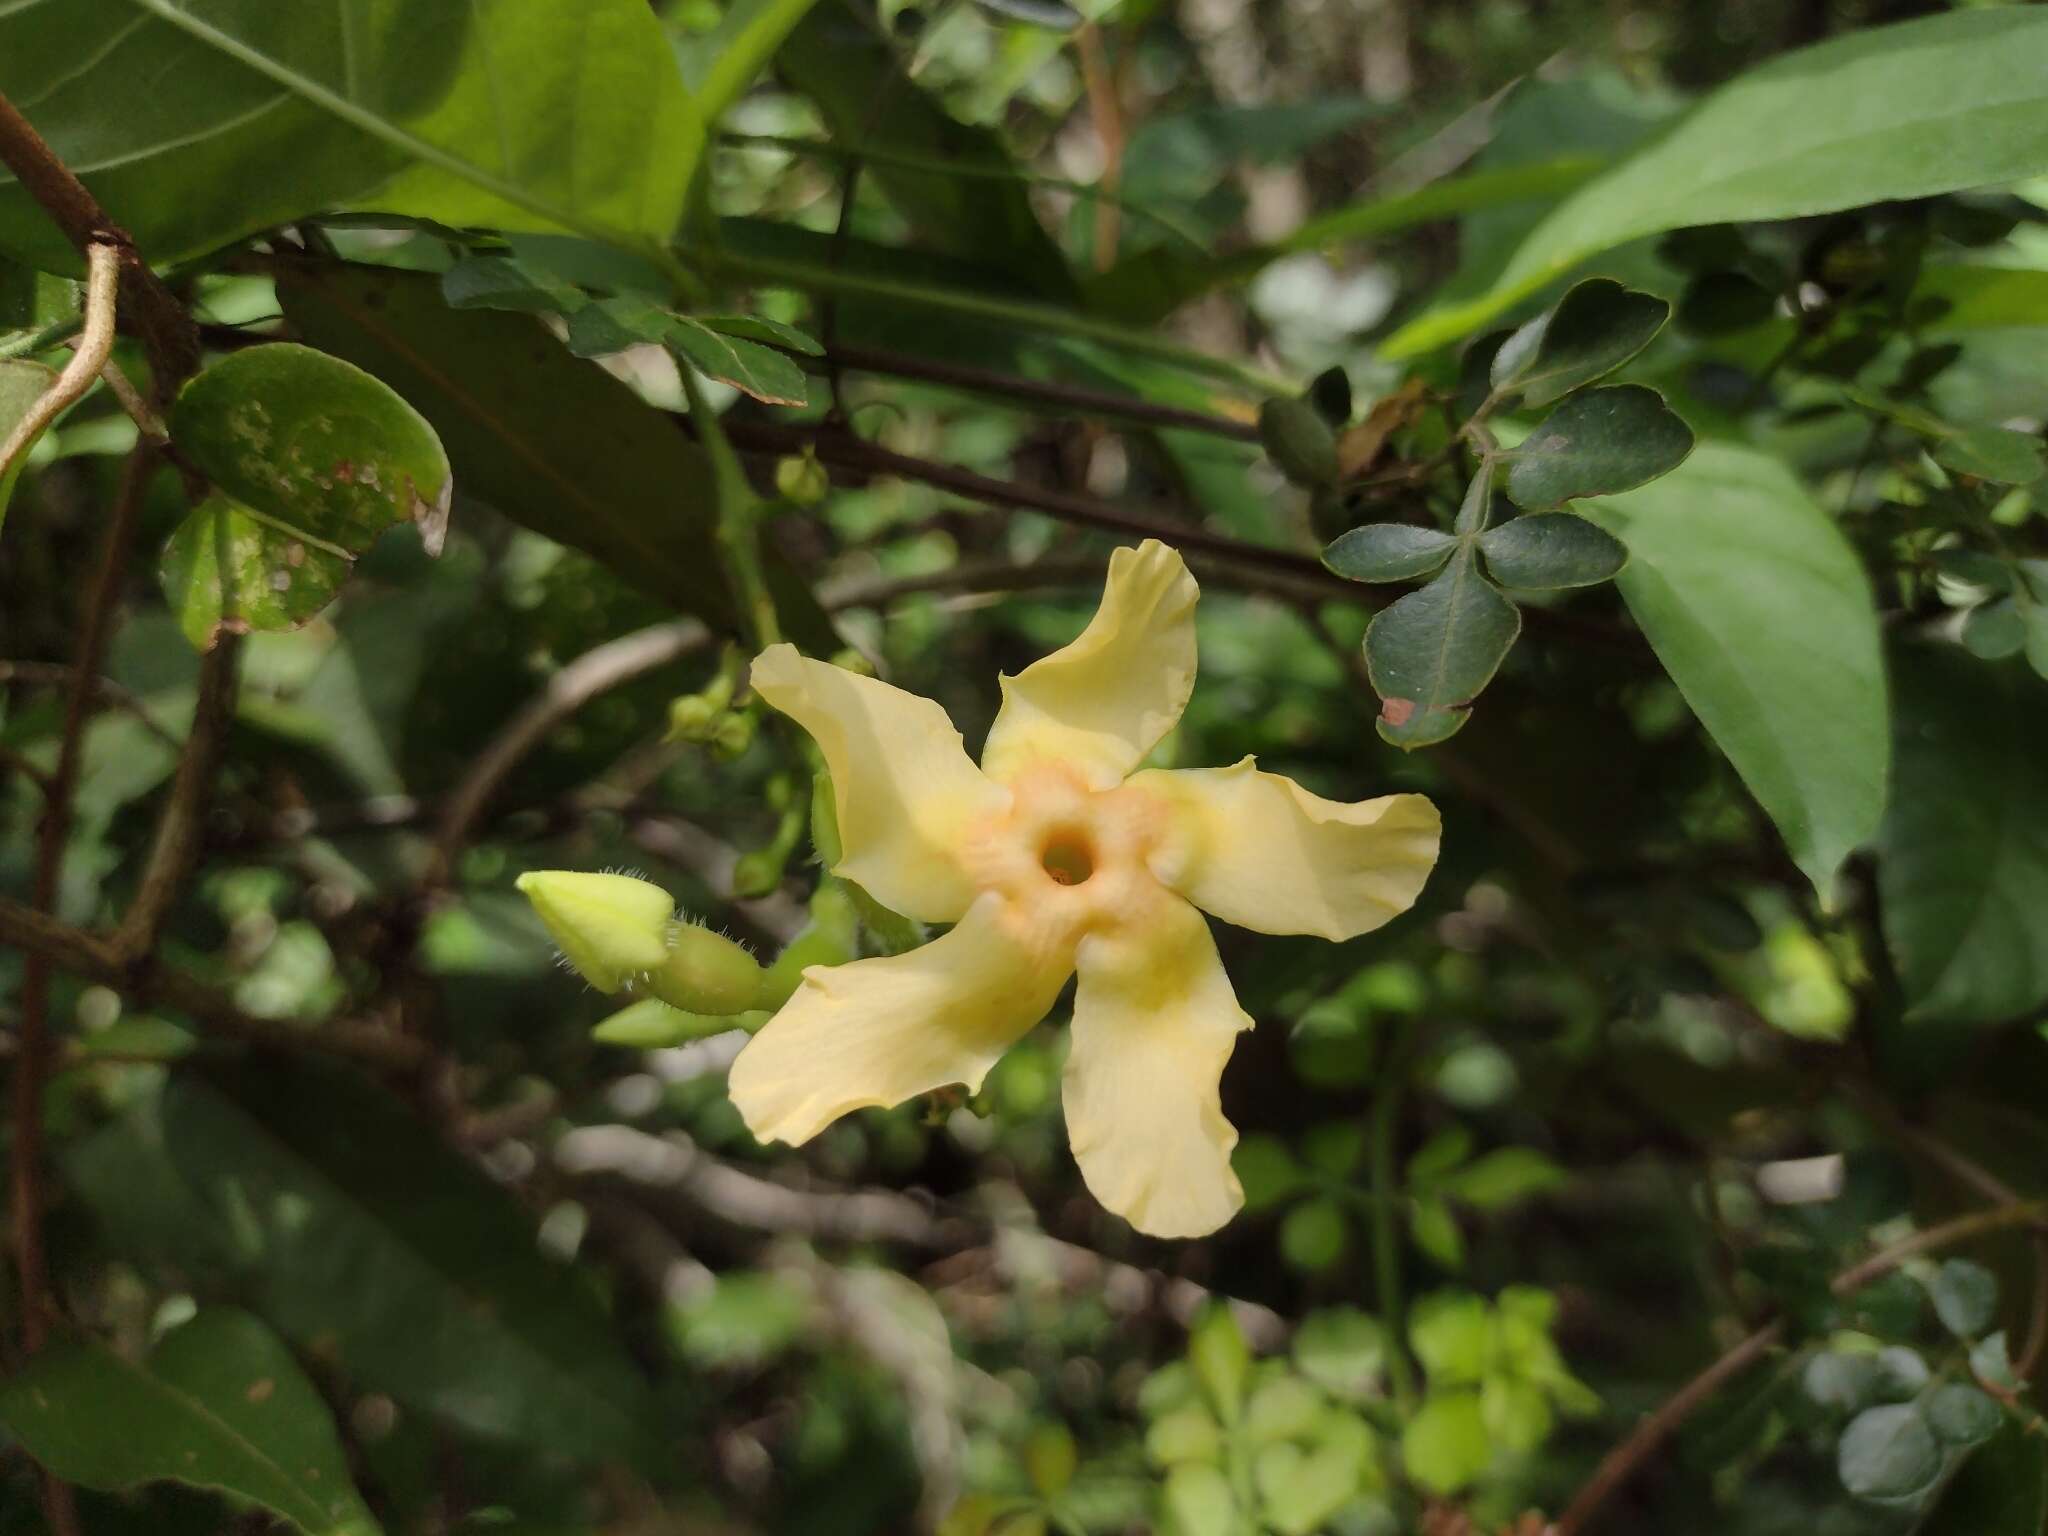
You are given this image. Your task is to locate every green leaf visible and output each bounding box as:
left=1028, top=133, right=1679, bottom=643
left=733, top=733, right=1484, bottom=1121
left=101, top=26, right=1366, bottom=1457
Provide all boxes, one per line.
left=1406, top=1126, right=1474, bottom=1182
left=1375, top=701, right=1470, bottom=750
left=1188, top=1305, right=1251, bottom=1425
left=1583, top=443, right=1889, bottom=898
left=1385, top=8, right=2048, bottom=355
left=1160, top=1460, right=1238, bottom=1536
left=1932, top=1259, right=2001, bottom=1338
left=0, top=1310, right=379, bottom=1535
left=1364, top=546, right=1521, bottom=723
left=1255, top=1420, right=1370, bottom=1536
left=159, top=343, right=450, bottom=649
left=1409, top=1195, right=1466, bottom=1270
left=777, top=0, right=1074, bottom=298
left=1292, top=1310, right=1386, bottom=1403
left=1479, top=1376, right=1553, bottom=1455
left=0, top=0, right=700, bottom=273
left=1504, top=385, right=1694, bottom=509
left=669, top=318, right=811, bottom=407
left=277, top=263, right=828, bottom=644
left=1399, top=1389, right=1490, bottom=1495
left=1489, top=279, right=1670, bottom=408
left=440, top=255, right=584, bottom=315
left=1927, top=1385, right=2003, bottom=1449
left=1935, top=426, right=2046, bottom=486
left=1301, top=1122, right=1368, bottom=1178
left=1258, top=396, right=1339, bottom=487
left=1233, top=1134, right=1306, bottom=1213
left=1964, top=599, right=2028, bottom=661
left=1280, top=1196, right=1350, bottom=1272
left=1439, top=1148, right=1568, bottom=1210
left=1477, top=513, right=1627, bottom=589
left=1879, top=648, right=2048, bottom=1024
left=1322, top=524, right=1458, bottom=584
left=1804, top=1351, right=1881, bottom=1413
left=1972, top=1331, right=2020, bottom=1393
left=1838, top=1403, right=1942, bottom=1502
left=0, top=356, right=55, bottom=527
left=1409, top=1292, right=1491, bottom=1385
left=1921, top=1425, right=2048, bottom=1534
left=697, top=313, right=825, bottom=357
left=162, top=1060, right=657, bottom=1464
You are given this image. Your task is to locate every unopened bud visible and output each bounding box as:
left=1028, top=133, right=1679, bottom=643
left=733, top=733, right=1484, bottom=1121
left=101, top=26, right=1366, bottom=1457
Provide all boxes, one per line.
left=774, top=450, right=831, bottom=506
left=1258, top=395, right=1339, bottom=488
left=593, top=998, right=770, bottom=1048
left=666, top=695, right=722, bottom=742
left=516, top=870, right=672, bottom=992
left=710, top=710, right=756, bottom=759
left=644, top=921, right=769, bottom=1016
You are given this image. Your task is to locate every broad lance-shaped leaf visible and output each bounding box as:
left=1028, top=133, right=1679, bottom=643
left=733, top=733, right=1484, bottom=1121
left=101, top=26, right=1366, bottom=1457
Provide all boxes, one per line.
left=1385, top=7, right=2048, bottom=355
left=1505, top=385, right=1693, bottom=509
left=0, top=356, right=55, bottom=529
left=1478, top=513, right=1627, bottom=589
left=1582, top=443, right=1888, bottom=899
left=1364, top=546, right=1521, bottom=748
left=163, top=1059, right=659, bottom=1465
left=0, top=1309, right=380, bottom=1536
left=1878, top=647, right=2048, bottom=1026
left=0, top=0, right=699, bottom=275
left=1323, top=524, right=1458, bottom=583
left=1488, top=279, right=1670, bottom=408
left=160, top=344, right=451, bottom=650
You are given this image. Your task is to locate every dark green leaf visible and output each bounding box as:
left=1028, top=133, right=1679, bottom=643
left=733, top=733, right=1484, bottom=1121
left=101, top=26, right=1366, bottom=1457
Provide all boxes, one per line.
left=277, top=264, right=830, bottom=644
left=1505, top=385, right=1694, bottom=508
left=440, top=255, right=583, bottom=315
left=1838, top=1403, right=1942, bottom=1501
left=1873, top=1347, right=1931, bottom=1402
left=1927, top=1385, right=2003, bottom=1448
left=1364, top=547, right=1521, bottom=720
left=1376, top=701, right=1471, bottom=750
left=1964, top=599, right=2028, bottom=660
left=1308, top=365, right=1352, bottom=427
left=697, top=313, right=825, bottom=357
left=163, top=1061, right=657, bottom=1464
left=1489, top=279, right=1670, bottom=407
left=1386, top=9, right=2048, bottom=354
left=1804, top=1351, right=1880, bottom=1413
left=0, top=1310, right=378, bottom=1535
left=1258, top=396, right=1339, bottom=487
left=1972, top=1331, right=2020, bottom=1392
left=1410, top=1195, right=1466, bottom=1270
left=1406, top=1126, right=1474, bottom=1181
left=1936, top=426, right=2046, bottom=486
left=159, top=494, right=352, bottom=651
left=1933, top=1260, right=2001, bottom=1338
left=669, top=318, right=811, bottom=407
left=1921, top=1424, right=2048, bottom=1534
left=1678, top=272, right=1779, bottom=337
left=1477, top=513, right=1627, bottom=589
left=1233, top=1134, right=1306, bottom=1214
left=1879, top=648, right=2048, bottom=1024
left=0, top=0, right=698, bottom=273
left=1322, top=524, right=1458, bottom=583
left=1584, top=444, right=1889, bottom=897
left=1439, top=1148, right=1567, bottom=1209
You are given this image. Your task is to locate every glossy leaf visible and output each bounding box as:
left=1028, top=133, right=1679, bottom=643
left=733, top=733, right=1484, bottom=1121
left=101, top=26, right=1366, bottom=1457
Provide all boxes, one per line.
left=1323, top=524, right=1457, bottom=583
left=1584, top=444, right=1889, bottom=898
left=1838, top=1403, right=1942, bottom=1501
left=1364, top=547, right=1521, bottom=725
left=0, top=1310, right=379, bottom=1535
left=1504, top=386, right=1694, bottom=509
left=160, top=344, right=451, bottom=649
left=1927, top=1385, right=2002, bottom=1449
left=0, top=356, right=54, bottom=527
left=1477, top=513, right=1627, bottom=589
left=0, top=0, right=700, bottom=273
left=1933, top=1260, right=2000, bottom=1338
left=1935, top=426, right=2046, bottom=486
left=1385, top=8, right=2048, bottom=355
left=1879, top=647, right=2048, bottom=1024
left=1488, top=279, right=1670, bottom=407
left=162, top=1060, right=657, bottom=1464
left=669, top=318, right=811, bottom=406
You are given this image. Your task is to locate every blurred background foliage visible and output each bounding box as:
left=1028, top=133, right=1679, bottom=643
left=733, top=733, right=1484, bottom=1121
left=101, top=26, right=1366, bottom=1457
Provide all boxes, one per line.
left=2, top=0, right=2048, bottom=1533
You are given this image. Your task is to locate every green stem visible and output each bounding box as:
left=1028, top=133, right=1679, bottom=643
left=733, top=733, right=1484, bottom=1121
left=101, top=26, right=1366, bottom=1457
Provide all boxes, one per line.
left=679, top=363, right=780, bottom=649
left=704, top=246, right=1295, bottom=398
left=1372, top=1019, right=1419, bottom=1412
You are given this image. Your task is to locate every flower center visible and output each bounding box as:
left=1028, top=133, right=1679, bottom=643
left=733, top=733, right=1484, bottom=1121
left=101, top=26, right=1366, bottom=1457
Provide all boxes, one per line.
left=1040, top=835, right=1095, bottom=885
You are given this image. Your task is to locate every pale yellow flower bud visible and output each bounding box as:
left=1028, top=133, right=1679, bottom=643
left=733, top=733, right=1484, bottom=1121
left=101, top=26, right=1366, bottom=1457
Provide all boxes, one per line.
left=516, top=870, right=673, bottom=993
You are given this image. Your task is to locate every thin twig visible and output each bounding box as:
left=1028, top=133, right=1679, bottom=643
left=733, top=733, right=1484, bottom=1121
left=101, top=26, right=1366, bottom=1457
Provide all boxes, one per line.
left=1556, top=1199, right=2048, bottom=1536
left=0, top=241, right=119, bottom=480
left=0, top=660, right=182, bottom=746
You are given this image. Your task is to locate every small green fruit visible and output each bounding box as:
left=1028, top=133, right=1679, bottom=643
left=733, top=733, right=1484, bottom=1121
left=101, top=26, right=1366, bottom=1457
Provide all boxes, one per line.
left=646, top=923, right=769, bottom=1015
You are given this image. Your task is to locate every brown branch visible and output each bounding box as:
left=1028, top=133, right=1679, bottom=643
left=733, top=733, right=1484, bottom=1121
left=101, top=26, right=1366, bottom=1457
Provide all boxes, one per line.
left=1556, top=1199, right=2048, bottom=1536
left=0, top=88, right=199, bottom=395
left=815, top=342, right=1258, bottom=442
left=111, top=639, right=240, bottom=963
left=0, top=896, right=429, bottom=1073
left=0, top=241, right=119, bottom=478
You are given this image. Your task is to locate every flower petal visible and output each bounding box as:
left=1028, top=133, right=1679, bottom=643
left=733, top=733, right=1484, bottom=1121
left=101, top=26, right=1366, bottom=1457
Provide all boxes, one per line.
left=728, top=894, right=1073, bottom=1146
left=1132, top=760, right=1441, bottom=941
left=752, top=644, right=1006, bottom=923
left=981, top=540, right=1199, bottom=791
left=1063, top=896, right=1252, bottom=1238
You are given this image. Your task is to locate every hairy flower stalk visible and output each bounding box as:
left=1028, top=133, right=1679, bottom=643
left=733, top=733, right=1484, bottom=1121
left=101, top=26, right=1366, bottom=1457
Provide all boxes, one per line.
left=730, top=541, right=1441, bottom=1238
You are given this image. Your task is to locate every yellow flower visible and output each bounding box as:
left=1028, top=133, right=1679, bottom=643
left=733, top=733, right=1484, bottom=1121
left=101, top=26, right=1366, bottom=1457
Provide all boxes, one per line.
left=729, top=541, right=1441, bottom=1238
